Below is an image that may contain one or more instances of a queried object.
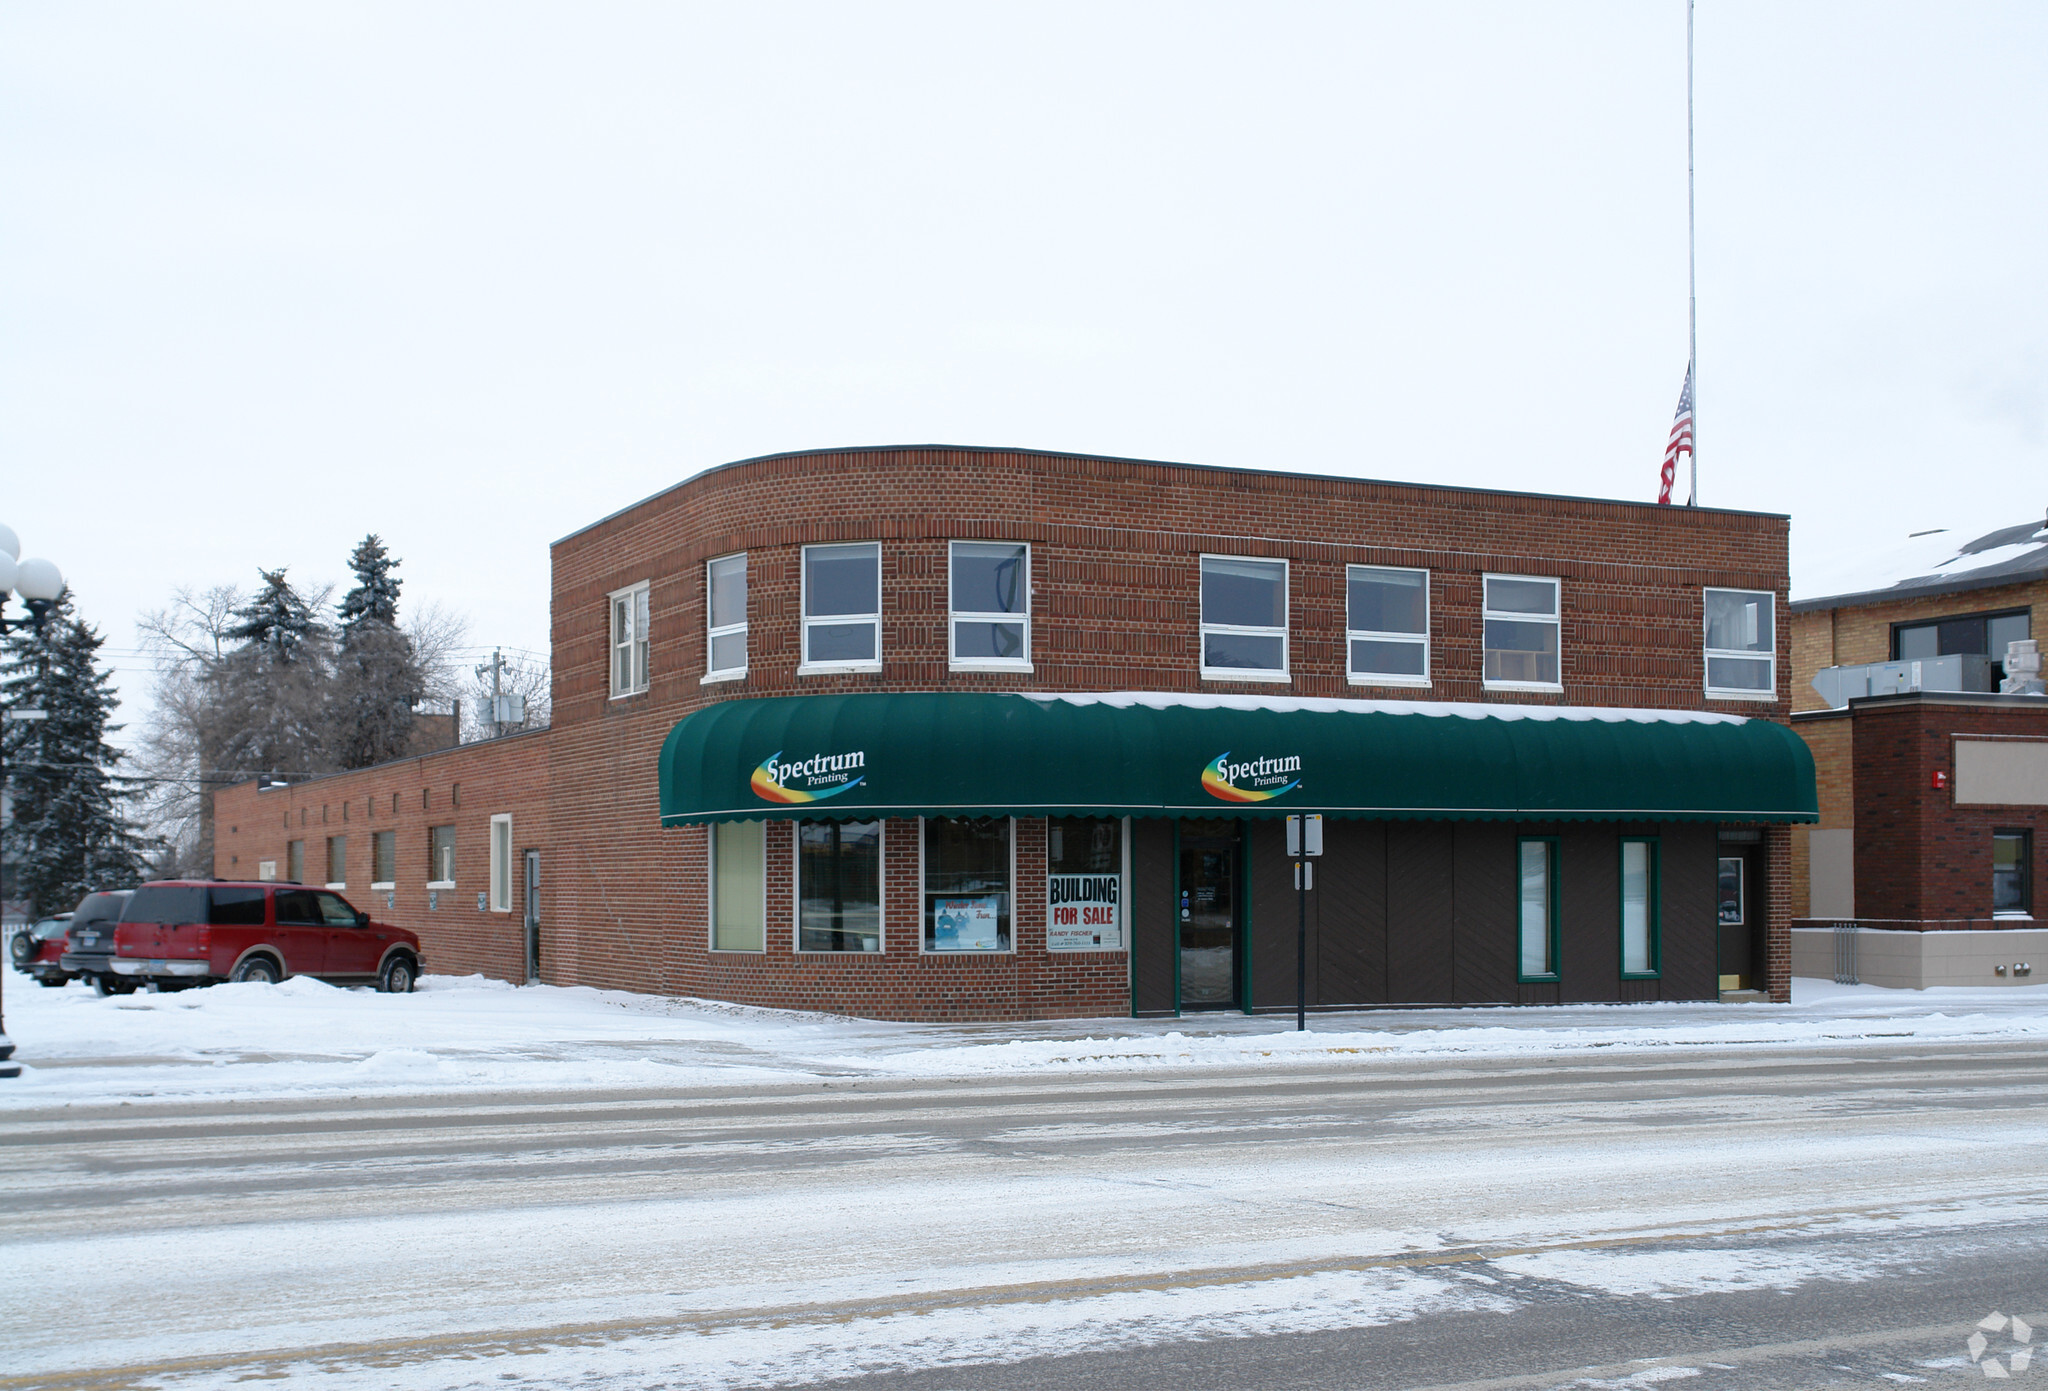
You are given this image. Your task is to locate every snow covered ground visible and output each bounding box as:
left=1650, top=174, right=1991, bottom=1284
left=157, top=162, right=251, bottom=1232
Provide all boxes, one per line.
left=5, top=970, right=2048, bottom=1107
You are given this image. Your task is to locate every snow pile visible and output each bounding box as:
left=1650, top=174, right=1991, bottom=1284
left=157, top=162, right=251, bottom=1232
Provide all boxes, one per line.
left=6, top=973, right=2048, bottom=1108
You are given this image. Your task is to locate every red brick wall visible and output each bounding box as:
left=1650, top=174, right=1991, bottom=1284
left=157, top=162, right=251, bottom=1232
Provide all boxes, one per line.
left=218, top=446, right=1799, bottom=1021
left=1851, top=699, right=2048, bottom=921
left=212, top=731, right=550, bottom=982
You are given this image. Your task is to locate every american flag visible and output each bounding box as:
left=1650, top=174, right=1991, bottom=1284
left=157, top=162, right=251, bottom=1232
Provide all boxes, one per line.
left=1658, top=363, right=1694, bottom=505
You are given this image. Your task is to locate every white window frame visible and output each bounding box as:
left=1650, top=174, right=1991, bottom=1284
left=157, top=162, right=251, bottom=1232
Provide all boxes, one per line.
left=1482, top=573, right=1563, bottom=693
left=427, top=824, right=456, bottom=890
left=917, top=815, right=1017, bottom=955
left=791, top=818, right=886, bottom=953
left=1346, top=564, right=1431, bottom=687
left=708, top=821, right=768, bottom=952
left=1198, top=554, right=1291, bottom=683
left=609, top=581, right=651, bottom=697
left=1702, top=587, right=1777, bottom=702
left=948, top=541, right=1032, bottom=672
left=703, top=553, right=748, bottom=684
left=799, top=542, right=883, bottom=675
left=489, top=814, right=513, bottom=913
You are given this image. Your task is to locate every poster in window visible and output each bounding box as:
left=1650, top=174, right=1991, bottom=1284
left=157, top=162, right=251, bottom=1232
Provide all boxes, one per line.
left=1046, top=873, right=1121, bottom=951
left=930, top=895, right=1004, bottom=952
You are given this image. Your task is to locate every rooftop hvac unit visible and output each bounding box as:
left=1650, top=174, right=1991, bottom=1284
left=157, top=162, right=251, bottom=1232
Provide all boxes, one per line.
left=1810, top=654, right=1993, bottom=708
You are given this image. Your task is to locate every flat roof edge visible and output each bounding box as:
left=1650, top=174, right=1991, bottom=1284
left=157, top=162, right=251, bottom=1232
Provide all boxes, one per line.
left=1791, top=564, right=2048, bottom=614
left=553, top=443, right=1791, bottom=548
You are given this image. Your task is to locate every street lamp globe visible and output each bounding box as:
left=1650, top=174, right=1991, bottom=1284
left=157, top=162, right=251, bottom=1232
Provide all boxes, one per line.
left=13, top=558, right=64, bottom=603
left=0, top=524, right=17, bottom=561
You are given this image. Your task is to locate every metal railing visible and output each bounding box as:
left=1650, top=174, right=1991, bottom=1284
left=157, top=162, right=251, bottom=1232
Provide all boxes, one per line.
left=1832, top=922, right=1859, bottom=985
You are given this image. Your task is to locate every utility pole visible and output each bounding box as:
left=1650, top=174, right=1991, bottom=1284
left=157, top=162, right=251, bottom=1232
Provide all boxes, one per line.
left=475, top=648, right=504, bottom=741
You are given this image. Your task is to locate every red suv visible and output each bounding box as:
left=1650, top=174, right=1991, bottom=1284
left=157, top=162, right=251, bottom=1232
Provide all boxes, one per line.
left=111, top=881, right=423, bottom=993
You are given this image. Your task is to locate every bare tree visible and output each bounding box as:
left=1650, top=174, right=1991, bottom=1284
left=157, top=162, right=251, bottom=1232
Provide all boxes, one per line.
left=132, top=585, right=243, bottom=876
left=407, top=600, right=472, bottom=710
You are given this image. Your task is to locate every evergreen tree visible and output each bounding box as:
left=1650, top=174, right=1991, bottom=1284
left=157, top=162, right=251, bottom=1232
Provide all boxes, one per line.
left=212, top=569, right=334, bottom=783
left=1, top=592, right=155, bottom=916
left=338, top=535, right=402, bottom=633
left=332, top=536, right=424, bottom=769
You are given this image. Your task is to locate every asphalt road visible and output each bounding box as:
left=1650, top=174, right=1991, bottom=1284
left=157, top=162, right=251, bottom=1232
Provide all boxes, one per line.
left=5, top=1039, right=2048, bottom=1389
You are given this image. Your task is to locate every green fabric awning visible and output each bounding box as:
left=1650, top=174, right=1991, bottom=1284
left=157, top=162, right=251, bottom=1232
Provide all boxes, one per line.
left=658, top=692, right=1817, bottom=826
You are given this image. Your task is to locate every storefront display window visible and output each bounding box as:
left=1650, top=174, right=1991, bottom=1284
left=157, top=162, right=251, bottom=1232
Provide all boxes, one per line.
left=924, top=817, right=1011, bottom=952
left=798, top=820, right=881, bottom=951
left=1048, top=817, right=1121, bottom=951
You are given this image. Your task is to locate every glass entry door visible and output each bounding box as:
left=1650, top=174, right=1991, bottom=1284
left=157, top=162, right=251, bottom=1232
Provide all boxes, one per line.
left=1178, top=820, right=1240, bottom=1010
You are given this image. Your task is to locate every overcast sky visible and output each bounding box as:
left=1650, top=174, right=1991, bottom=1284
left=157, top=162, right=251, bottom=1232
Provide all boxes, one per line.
left=3, top=2, right=2043, bottom=732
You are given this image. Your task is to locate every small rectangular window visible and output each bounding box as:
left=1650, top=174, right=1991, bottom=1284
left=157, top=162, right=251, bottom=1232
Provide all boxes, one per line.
left=371, top=830, right=396, bottom=887
left=1047, top=816, right=1122, bottom=951
left=325, top=835, right=348, bottom=888
left=950, top=542, right=1030, bottom=669
left=1718, top=856, right=1745, bottom=924
left=429, top=825, right=456, bottom=886
left=711, top=821, right=766, bottom=951
left=1621, top=838, right=1659, bottom=976
left=797, top=819, right=882, bottom=951
left=287, top=840, right=305, bottom=884
left=924, top=817, right=1011, bottom=952
left=208, top=887, right=268, bottom=927
left=1347, top=565, right=1429, bottom=685
left=489, top=814, right=513, bottom=913
left=705, top=554, right=748, bottom=681
left=1704, top=588, right=1775, bottom=698
left=1994, top=831, right=2032, bottom=917
left=1200, top=556, right=1289, bottom=680
left=610, top=582, right=651, bottom=696
left=1484, top=576, right=1561, bottom=689
left=1518, top=837, right=1559, bottom=980
left=802, top=543, right=882, bottom=671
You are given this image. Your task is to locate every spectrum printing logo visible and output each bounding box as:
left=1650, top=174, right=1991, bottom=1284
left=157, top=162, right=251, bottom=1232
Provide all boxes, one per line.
left=1201, top=751, right=1302, bottom=802
left=751, top=749, right=867, bottom=804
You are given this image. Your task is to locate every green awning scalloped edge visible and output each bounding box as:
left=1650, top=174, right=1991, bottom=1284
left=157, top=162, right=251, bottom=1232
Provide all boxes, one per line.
left=657, top=692, right=1818, bottom=827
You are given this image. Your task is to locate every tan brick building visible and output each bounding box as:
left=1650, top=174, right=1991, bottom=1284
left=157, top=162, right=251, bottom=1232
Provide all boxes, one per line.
left=1788, top=516, right=2048, bottom=986
left=214, top=445, right=1816, bottom=1018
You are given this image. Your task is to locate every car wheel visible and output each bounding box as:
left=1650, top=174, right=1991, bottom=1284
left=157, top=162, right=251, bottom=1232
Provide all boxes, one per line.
left=9, top=934, right=36, bottom=966
left=378, top=955, right=417, bottom=994
left=230, top=955, right=281, bottom=985
left=93, top=974, right=116, bottom=997
left=38, top=975, right=65, bottom=987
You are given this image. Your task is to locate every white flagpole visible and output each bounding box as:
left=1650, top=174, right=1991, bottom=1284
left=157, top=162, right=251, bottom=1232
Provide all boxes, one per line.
left=1687, top=0, right=1698, bottom=506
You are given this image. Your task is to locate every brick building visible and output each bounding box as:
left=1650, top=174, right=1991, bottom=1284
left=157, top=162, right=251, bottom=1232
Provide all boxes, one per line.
left=213, top=445, right=1816, bottom=1018
left=1789, top=515, right=2048, bottom=987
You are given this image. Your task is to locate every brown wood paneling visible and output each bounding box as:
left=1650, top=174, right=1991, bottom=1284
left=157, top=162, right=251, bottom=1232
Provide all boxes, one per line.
left=1659, top=823, right=1719, bottom=1000
left=1317, top=819, right=1387, bottom=1005
left=1559, top=824, right=1621, bottom=1002
left=1386, top=823, right=1455, bottom=1003
left=1130, top=818, right=1176, bottom=1015
left=1453, top=822, right=1517, bottom=1003
left=1246, top=820, right=1300, bottom=1010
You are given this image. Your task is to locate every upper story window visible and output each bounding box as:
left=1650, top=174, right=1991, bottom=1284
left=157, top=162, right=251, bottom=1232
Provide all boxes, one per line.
left=950, top=542, right=1030, bottom=670
left=705, top=554, right=747, bottom=682
left=1482, top=575, right=1561, bottom=690
left=1893, top=608, right=2031, bottom=685
left=610, top=582, right=650, bottom=696
left=1200, top=555, right=1289, bottom=681
left=1703, top=588, right=1776, bottom=698
left=802, top=543, right=881, bottom=672
left=1347, top=565, right=1429, bottom=686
